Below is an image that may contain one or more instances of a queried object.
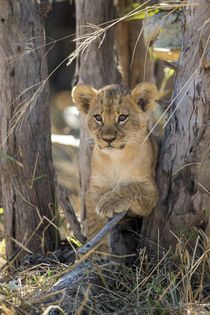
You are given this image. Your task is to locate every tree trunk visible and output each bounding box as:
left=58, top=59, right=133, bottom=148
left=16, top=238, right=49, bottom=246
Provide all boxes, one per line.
left=115, top=0, right=155, bottom=89
left=0, top=1, right=58, bottom=265
left=75, top=0, right=156, bottom=225
left=141, top=0, right=210, bottom=249
left=75, top=0, right=121, bottom=223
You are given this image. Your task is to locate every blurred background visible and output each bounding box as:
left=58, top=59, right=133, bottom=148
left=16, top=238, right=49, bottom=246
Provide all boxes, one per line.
left=46, top=0, right=80, bottom=217
left=0, top=0, right=180, bottom=251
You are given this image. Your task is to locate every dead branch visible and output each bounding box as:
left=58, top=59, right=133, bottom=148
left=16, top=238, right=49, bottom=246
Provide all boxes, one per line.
left=164, top=60, right=179, bottom=71
left=79, top=210, right=128, bottom=255
left=57, top=183, right=86, bottom=245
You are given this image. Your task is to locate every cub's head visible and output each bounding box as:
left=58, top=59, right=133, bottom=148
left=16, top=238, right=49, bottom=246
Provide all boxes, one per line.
left=72, top=82, right=158, bottom=152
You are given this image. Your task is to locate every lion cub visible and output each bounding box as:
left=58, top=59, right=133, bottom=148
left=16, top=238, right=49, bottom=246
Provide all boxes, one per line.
left=72, top=82, right=159, bottom=253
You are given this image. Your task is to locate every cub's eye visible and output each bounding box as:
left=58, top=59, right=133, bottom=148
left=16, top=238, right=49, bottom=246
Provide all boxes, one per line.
left=94, top=114, right=103, bottom=122
left=118, top=114, right=128, bottom=123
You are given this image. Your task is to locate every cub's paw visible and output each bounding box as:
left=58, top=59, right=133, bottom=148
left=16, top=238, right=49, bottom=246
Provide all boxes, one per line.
left=95, top=193, right=129, bottom=218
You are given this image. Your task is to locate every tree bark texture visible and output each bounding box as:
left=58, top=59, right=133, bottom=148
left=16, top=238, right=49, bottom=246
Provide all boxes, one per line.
left=141, top=0, right=210, bottom=249
left=75, top=0, right=121, bottom=222
left=0, top=1, right=57, bottom=265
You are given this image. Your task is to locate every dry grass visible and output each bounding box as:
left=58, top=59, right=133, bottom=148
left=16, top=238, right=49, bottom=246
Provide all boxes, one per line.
left=1, top=0, right=200, bottom=148
left=0, top=1, right=209, bottom=314
left=0, top=229, right=209, bottom=315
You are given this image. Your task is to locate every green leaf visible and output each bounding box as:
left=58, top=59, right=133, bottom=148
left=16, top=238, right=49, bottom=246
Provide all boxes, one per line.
left=126, top=9, right=160, bottom=21
left=1, top=154, right=15, bottom=161
left=0, top=154, right=23, bottom=168
left=0, top=208, right=3, bottom=214
left=120, top=3, right=140, bottom=17
left=120, top=3, right=160, bottom=21
left=66, top=235, right=83, bottom=248
left=204, top=208, right=210, bottom=211
left=164, top=67, right=175, bottom=80
left=29, top=174, right=46, bottom=184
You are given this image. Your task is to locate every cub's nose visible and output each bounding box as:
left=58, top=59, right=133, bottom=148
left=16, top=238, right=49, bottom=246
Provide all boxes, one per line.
left=102, top=135, right=116, bottom=144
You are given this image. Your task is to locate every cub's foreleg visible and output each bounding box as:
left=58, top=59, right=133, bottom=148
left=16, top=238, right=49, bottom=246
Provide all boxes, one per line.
left=96, top=181, right=158, bottom=218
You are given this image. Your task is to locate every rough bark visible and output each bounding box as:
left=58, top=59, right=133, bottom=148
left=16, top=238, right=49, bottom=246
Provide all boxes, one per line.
left=74, top=0, right=121, bottom=223
left=141, top=0, right=210, bottom=249
left=0, top=1, right=58, bottom=265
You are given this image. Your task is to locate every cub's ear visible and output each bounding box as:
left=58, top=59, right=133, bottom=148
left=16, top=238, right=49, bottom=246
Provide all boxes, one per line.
left=131, top=82, right=157, bottom=113
left=72, top=84, right=97, bottom=114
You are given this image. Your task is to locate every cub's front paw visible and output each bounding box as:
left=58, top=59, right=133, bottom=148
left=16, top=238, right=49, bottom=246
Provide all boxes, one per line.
left=95, top=193, right=129, bottom=218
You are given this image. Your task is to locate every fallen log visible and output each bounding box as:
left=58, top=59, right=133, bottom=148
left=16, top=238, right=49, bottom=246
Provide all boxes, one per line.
left=25, top=212, right=129, bottom=314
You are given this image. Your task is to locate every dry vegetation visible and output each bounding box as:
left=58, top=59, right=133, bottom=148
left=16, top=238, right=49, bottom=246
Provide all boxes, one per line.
left=0, top=1, right=209, bottom=315
left=0, top=229, right=209, bottom=314
left=2, top=1, right=194, bottom=144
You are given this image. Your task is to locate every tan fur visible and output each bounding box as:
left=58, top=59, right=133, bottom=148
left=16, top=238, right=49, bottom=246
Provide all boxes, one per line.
left=72, top=82, right=160, bottom=253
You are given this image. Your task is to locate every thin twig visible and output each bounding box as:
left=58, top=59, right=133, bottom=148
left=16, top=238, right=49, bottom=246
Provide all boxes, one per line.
left=30, top=153, right=39, bottom=189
